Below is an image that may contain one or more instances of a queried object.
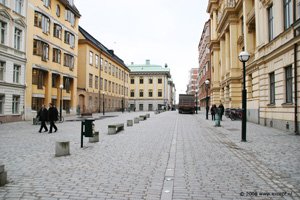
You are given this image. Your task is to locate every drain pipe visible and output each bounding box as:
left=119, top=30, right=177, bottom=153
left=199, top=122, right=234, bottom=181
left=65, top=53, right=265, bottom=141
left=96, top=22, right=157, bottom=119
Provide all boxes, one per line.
left=294, top=43, right=299, bottom=135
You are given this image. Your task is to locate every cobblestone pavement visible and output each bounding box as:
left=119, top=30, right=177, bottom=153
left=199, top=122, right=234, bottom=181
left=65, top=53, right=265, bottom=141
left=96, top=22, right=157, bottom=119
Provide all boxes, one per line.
left=0, top=111, right=299, bottom=200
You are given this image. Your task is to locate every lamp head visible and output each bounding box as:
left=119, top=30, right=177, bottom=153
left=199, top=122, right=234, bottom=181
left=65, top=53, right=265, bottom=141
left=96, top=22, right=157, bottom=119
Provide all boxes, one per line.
left=204, top=79, right=210, bottom=85
left=238, top=51, right=250, bottom=62
left=59, top=85, right=64, bottom=89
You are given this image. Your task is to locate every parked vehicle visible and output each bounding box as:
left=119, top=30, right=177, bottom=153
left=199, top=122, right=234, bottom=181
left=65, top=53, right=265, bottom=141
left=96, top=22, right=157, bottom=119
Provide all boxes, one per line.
left=178, top=94, right=195, bottom=114
left=228, top=108, right=242, bottom=120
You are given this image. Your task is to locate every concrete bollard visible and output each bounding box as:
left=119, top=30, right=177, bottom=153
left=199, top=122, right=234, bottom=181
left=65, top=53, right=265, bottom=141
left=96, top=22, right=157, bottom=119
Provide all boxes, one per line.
left=146, top=113, right=150, bottom=118
left=89, top=131, right=99, bottom=143
left=134, top=117, right=139, bottom=123
left=139, top=116, right=145, bottom=121
left=55, top=141, right=70, bottom=157
left=0, top=165, right=7, bottom=186
left=127, top=120, right=133, bottom=126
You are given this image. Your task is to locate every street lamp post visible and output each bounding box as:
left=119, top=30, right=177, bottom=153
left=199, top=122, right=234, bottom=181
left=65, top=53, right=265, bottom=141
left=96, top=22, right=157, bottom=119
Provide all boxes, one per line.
left=122, top=95, right=124, bottom=113
left=134, top=98, right=136, bottom=112
left=102, top=92, right=105, bottom=115
left=205, top=80, right=210, bottom=120
left=59, top=85, right=63, bottom=122
left=239, top=51, right=250, bottom=142
left=195, top=90, right=198, bottom=114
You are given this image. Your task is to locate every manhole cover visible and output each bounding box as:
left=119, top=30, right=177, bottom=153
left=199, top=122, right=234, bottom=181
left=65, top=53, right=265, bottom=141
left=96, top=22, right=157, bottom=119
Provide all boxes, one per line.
left=227, top=128, right=239, bottom=131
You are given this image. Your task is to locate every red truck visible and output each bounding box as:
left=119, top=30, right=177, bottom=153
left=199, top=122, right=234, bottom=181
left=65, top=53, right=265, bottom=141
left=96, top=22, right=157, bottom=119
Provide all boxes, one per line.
left=178, top=94, right=195, bottom=114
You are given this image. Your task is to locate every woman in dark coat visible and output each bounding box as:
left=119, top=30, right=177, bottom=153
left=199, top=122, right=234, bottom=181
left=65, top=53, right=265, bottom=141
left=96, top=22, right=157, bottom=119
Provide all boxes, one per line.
left=37, top=104, right=48, bottom=133
left=48, top=103, right=58, bottom=133
left=219, top=103, right=224, bottom=120
left=211, top=104, right=216, bottom=121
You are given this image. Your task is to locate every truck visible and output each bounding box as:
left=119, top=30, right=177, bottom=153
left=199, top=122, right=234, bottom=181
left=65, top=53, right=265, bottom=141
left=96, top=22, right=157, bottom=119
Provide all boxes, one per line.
left=178, top=94, right=195, bottom=114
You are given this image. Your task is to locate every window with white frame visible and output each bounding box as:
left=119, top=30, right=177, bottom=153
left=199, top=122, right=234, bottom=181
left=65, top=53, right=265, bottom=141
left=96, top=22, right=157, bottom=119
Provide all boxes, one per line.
left=12, top=95, right=19, bottom=114
left=63, top=77, right=70, bottom=93
left=286, top=65, right=293, bottom=103
left=0, top=94, right=4, bottom=114
left=63, top=53, right=74, bottom=70
left=0, top=21, right=6, bottom=45
left=149, top=77, right=153, bottom=84
left=109, top=63, right=111, bottom=74
left=64, top=31, right=75, bottom=48
left=139, top=89, right=143, bottom=97
left=268, top=5, right=274, bottom=41
left=89, top=73, right=92, bottom=87
left=41, top=42, right=49, bottom=61
left=53, top=24, right=62, bottom=39
left=65, top=9, right=75, bottom=26
left=1, top=0, right=6, bottom=6
left=14, top=28, right=22, bottom=50
left=34, top=11, right=50, bottom=34
left=100, top=78, right=103, bottom=90
left=89, top=51, right=93, bottom=65
left=105, top=60, right=107, bottom=72
left=13, top=65, right=20, bottom=83
left=32, top=69, right=45, bottom=89
left=95, top=75, right=98, bottom=89
left=116, top=67, right=118, bottom=78
left=52, top=48, right=61, bottom=63
left=158, top=89, right=162, bottom=97
left=95, top=55, right=99, bottom=68
left=43, top=0, right=51, bottom=8
left=270, top=72, right=275, bottom=104
left=100, top=58, right=103, bottom=70
left=0, top=61, right=5, bottom=81
left=33, top=40, right=49, bottom=61
left=15, top=0, right=23, bottom=15
left=284, top=0, right=292, bottom=30
left=56, top=5, right=60, bottom=17
left=112, top=65, right=115, bottom=76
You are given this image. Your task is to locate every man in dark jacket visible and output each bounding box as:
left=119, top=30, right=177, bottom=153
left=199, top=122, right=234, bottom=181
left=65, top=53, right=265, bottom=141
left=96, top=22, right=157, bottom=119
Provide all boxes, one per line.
left=37, top=104, right=48, bottom=133
left=219, top=103, right=225, bottom=121
left=48, top=103, right=58, bottom=133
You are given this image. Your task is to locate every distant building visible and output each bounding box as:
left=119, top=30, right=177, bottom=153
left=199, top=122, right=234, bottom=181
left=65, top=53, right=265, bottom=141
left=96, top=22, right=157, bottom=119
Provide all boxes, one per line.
left=0, top=0, right=28, bottom=123
left=198, top=20, right=211, bottom=109
left=127, top=60, right=174, bottom=111
left=25, top=0, right=81, bottom=120
left=78, top=26, right=130, bottom=113
left=186, top=68, right=198, bottom=108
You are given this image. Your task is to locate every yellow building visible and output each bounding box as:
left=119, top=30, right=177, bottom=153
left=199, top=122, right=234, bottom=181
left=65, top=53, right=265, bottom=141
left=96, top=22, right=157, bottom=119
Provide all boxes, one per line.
left=25, top=0, right=80, bottom=120
left=0, top=0, right=28, bottom=123
left=78, top=26, right=130, bottom=113
left=207, top=0, right=300, bottom=133
left=127, top=60, right=173, bottom=111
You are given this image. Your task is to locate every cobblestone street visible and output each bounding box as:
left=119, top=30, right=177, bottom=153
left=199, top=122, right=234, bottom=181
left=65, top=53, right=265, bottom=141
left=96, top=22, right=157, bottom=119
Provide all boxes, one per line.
left=0, top=111, right=299, bottom=200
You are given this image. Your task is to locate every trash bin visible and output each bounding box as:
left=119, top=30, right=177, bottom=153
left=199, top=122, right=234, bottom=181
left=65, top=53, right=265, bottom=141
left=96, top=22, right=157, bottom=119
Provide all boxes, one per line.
left=81, top=118, right=95, bottom=137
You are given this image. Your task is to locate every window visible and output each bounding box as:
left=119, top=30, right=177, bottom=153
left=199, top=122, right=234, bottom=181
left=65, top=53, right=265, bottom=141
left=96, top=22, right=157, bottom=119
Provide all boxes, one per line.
left=1, top=0, right=6, bottom=6
left=12, top=96, right=19, bottom=114
left=284, top=0, right=292, bottom=30
left=89, top=51, right=93, bottom=65
left=116, top=67, right=118, bottom=78
left=53, top=48, right=61, bottom=63
left=15, top=0, right=23, bottom=15
left=13, top=65, right=20, bottom=83
left=270, top=72, right=275, bottom=104
left=100, top=58, right=103, bottom=70
left=116, top=84, right=118, bottom=94
left=94, top=97, right=98, bottom=107
left=32, top=97, right=44, bottom=111
left=112, top=82, right=114, bottom=93
left=130, top=90, right=134, bottom=97
left=139, top=89, right=143, bottom=97
left=95, top=55, right=99, bottom=68
left=53, top=24, right=62, bottom=39
left=33, top=40, right=49, bottom=61
left=43, top=0, right=51, bottom=7
left=104, top=79, right=107, bottom=91
left=130, top=77, right=134, bottom=84
left=64, top=31, right=75, bottom=48
left=89, top=96, right=92, bottom=107
left=112, top=65, right=115, bottom=76
left=52, top=74, right=58, bottom=88
left=119, top=69, right=121, bottom=79
left=139, top=77, right=144, bottom=84
left=95, top=75, right=98, bottom=89
left=34, top=11, right=50, bottom=34
left=149, top=89, right=153, bottom=97
left=0, top=61, right=5, bottom=81
left=109, top=63, right=111, bottom=74
left=89, top=73, right=93, bottom=87
left=0, top=94, right=4, bottom=114
left=56, top=5, right=60, bottom=17
left=63, top=77, right=70, bottom=93
left=268, top=5, right=274, bottom=41
left=158, top=89, right=162, bottom=97
left=0, top=21, right=6, bottom=44
left=139, top=104, right=143, bottom=111
left=65, top=9, right=75, bottom=26
left=14, top=28, right=22, bottom=50
left=63, top=53, right=74, bottom=70
left=149, top=77, right=153, bottom=84
left=158, top=77, right=162, bottom=84
left=100, top=78, right=103, bottom=90
left=105, top=60, right=107, bottom=72
left=32, top=69, right=45, bottom=89
left=286, top=66, right=293, bottom=103
left=108, top=81, right=111, bottom=92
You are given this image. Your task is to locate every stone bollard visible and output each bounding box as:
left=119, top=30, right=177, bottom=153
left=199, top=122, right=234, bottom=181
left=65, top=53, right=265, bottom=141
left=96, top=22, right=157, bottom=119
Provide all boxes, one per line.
left=134, top=117, right=139, bottom=123
left=146, top=113, right=150, bottom=118
left=89, top=131, right=99, bottom=143
left=127, top=120, right=133, bottom=126
left=139, top=116, right=145, bottom=121
left=0, top=164, right=7, bottom=186
left=55, top=141, right=70, bottom=157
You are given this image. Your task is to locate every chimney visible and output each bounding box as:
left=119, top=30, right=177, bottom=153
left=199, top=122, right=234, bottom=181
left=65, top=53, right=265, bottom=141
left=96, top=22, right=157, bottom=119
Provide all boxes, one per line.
left=146, top=59, right=150, bottom=65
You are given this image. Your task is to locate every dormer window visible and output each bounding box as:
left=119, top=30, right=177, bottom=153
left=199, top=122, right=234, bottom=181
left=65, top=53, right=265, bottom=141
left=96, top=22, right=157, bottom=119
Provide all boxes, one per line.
left=65, top=9, right=75, bottom=27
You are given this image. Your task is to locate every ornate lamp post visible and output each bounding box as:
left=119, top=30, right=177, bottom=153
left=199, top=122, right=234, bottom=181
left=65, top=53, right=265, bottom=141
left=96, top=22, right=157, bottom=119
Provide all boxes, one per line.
left=238, top=51, right=250, bottom=142
left=59, top=84, right=63, bottom=122
left=102, top=92, right=105, bottom=115
left=205, top=79, right=210, bottom=120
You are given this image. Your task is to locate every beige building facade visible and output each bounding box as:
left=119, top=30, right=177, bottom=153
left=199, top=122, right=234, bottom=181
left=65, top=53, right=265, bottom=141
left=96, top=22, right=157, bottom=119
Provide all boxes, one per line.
left=207, top=0, right=300, bottom=133
left=0, top=0, right=28, bottom=123
left=78, top=26, right=130, bottom=114
left=25, top=0, right=80, bottom=120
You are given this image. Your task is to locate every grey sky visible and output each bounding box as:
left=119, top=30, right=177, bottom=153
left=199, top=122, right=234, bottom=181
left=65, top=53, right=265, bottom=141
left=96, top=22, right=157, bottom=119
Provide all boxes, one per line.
left=76, top=0, right=209, bottom=102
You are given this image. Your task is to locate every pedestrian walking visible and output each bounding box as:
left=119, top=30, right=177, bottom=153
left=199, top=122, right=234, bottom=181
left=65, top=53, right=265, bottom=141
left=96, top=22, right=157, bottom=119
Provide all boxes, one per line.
left=48, top=103, right=58, bottom=133
left=37, top=104, right=48, bottom=133
left=219, top=103, right=224, bottom=121
left=211, top=104, right=216, bottom=121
